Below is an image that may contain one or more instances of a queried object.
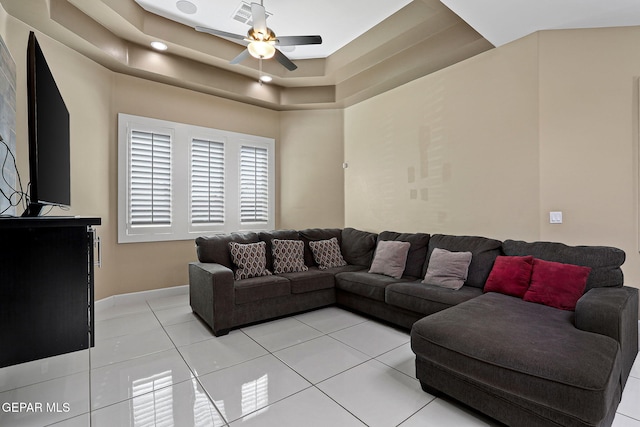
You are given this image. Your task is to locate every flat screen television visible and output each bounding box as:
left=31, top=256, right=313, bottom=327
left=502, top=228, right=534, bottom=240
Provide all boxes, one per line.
left=22, top=31, right=70, bottom=217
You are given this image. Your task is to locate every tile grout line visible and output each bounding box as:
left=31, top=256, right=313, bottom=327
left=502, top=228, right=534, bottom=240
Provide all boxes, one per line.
left=89, top=298, right=221, bottom=425
left=193, top=324, right=311, bottom=425
left=147, top=299, right=231, bottom=426
left=88, top=300, right=161, bottom=424
left=188, top=308, right=418, bottom=426
left=307, top=340, right=433, bottom=427
left=295, top=318, right=454, bottom=426
left=614, top=413, right=640, bottom=424
left=312, top=384, right=372, bottom=426
left=237, top=317, right=381, bottom=426
left=88, top=325, right=93, bottom=427
left=255, top=316, right=423, bottom=427
left=392, top=396, right=437, bottom=427
left=92, top=298, right=640, bottom=427
left=261, top=321, right=372, bottom=427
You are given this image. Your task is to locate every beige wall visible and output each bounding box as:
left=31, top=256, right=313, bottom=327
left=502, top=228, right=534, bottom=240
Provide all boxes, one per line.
left=0, top=8, right=344, bottom=300
left=345, top=35, right=540, bottom=240
left=279, top=109, right=344, bottom=229
left=345, top=27, right=640, bottom=289
left=538, top=27, right=640, bottom=287
left=108, top=75, right=281, bottom=299
left=4, top=2, right=639, bottom=297
left=0, top=20, right=112, bottom=221
left=0, top=16, right=114, bottom=297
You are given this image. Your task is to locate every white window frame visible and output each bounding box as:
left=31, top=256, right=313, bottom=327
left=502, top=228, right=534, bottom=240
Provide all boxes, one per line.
left=118, top=114, right=275, bottom=243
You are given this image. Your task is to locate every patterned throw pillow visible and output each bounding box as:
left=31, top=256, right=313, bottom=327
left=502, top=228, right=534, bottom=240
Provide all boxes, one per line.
left=309, top=237, right=347, bottom=270
left=228, top=241, right=272, bottom=280
left=272, top=239, right=308, bottom=274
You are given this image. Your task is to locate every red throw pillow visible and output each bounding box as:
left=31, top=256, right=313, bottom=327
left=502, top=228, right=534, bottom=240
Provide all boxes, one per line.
left=484, top=255, right=534, bottom=298
left=523, top=258, right=591, bottom=311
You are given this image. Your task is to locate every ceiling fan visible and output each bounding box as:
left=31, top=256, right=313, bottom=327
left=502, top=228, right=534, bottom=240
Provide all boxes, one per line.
left=195, top=1, right=322, bottom=71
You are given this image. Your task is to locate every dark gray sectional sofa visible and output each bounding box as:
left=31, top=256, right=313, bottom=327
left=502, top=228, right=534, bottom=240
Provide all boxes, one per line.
left=188, top=227, right=639, bottom=427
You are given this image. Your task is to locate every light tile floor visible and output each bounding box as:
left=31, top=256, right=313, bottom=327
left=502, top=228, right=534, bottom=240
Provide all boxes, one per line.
left=0, top=289, right=638, bottom=427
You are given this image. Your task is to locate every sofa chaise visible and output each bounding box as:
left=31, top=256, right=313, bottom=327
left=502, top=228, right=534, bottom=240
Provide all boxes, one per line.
left=411, top=239, right=637, bottom=427
left=188, top=227, right=638, bottom=427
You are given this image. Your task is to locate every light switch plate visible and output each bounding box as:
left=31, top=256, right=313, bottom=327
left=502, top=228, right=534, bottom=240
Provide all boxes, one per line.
left=550, top=211, right=563, bottom=224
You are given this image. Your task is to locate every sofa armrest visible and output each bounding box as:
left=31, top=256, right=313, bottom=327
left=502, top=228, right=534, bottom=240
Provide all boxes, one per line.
left=575, top=286, right=639, bottom=387
left=189, top=262, right=235, bottom=336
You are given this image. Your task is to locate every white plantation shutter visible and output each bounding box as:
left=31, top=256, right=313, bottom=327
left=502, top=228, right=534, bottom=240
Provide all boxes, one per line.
left=240, top=145, right=269, bottom=223
left=191, top=138, right=225, bottom=224
left=118, top=114, right=274, bottom=242
left=129, top=130, right=171, bottom=226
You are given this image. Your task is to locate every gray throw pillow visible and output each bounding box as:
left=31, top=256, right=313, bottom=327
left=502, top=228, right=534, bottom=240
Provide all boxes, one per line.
left=368, top=240, right=411, bottom=279
left=422, top=248, right=472, bottom=290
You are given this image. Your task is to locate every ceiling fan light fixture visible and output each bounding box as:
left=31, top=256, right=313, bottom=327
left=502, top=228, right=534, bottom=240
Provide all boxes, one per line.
left=259, top=75, right=273, bottom=83
left=195, top=3, right=320, bottom=72
left=248, top=41, right=276, bottom=59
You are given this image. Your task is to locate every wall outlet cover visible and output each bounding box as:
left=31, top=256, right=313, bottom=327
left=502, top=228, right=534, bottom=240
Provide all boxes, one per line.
left=550, top=211, right=563, bottom=224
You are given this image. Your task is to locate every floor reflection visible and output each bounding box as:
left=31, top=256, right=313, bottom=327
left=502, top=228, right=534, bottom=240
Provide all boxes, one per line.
left=128, top=374, right=225, bottom=427
left=241, top=374, right=269, bottom=420
left=131, top=370, right=174, bottom=426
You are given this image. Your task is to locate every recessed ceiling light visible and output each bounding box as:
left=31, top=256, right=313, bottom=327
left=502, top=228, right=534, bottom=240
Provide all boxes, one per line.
left=259, top=75, right=273, bottom=83
left=176, top=0, right=197, bottom=14
left=150, top=41, right=168, bottom=51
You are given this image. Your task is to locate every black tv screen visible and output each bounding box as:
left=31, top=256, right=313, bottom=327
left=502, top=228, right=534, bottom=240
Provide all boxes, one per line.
left=23, top=32, right=70, bottom=217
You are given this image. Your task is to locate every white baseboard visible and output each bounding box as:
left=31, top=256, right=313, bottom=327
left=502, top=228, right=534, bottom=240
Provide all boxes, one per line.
left=95, top=284, right=189, bottom=312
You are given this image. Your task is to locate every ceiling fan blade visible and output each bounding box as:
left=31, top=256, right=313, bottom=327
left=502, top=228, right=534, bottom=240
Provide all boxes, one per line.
left=230, top=49, right=251, bottom=65
left=274, top=49, right=297, bottom=71
left=195, top=26, right=246, bottom=42
left=276, top=35, right=322, bottom=46
left=251, top=3, right=268, bottom=34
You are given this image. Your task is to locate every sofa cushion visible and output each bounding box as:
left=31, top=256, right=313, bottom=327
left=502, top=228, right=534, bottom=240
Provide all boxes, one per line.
left=228, top=241, right=272, bottom=280
left=523, top=258, right=591, bottom=311
left=309, top=237, right=347, bottom=270
left=272, top=239, right=308, bottom=274
left=299, top=228, right=343, bottom=267
left=335, top=271, right=412, bottom=302
left=427, top=235, right=502, bottom=288
left=502, top=239, right=625, bottom=291
left=422, top=248, right=472, bottom=290
left=483, top=255, right=534, bottom=298
left=378, top=231, right=430, bottom=278
left=386, top=281, right=482, bottom=315
left=341, top=228, right=378, bottom=267
left=196, top=232, right=260, bottom=269
left=369, top=240, right=411, bottom=279
left=411, top=292, right=621, bottom=425
left=234, top=275, right=290, bottom=305
left=278, top=268, right=335, bottom=294
left=259, top=230, right=300, bottom=271
left=319, top=264, right=367, bottom=275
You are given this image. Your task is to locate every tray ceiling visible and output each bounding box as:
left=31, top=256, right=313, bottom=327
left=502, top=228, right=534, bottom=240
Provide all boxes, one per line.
left=134, top=0, right=413, bottom=60
left=1, top=0, right=639, bottom=110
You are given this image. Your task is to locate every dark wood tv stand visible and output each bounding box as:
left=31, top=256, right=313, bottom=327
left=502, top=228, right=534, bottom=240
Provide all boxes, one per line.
left=0, top=216, right=101, bottom=367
